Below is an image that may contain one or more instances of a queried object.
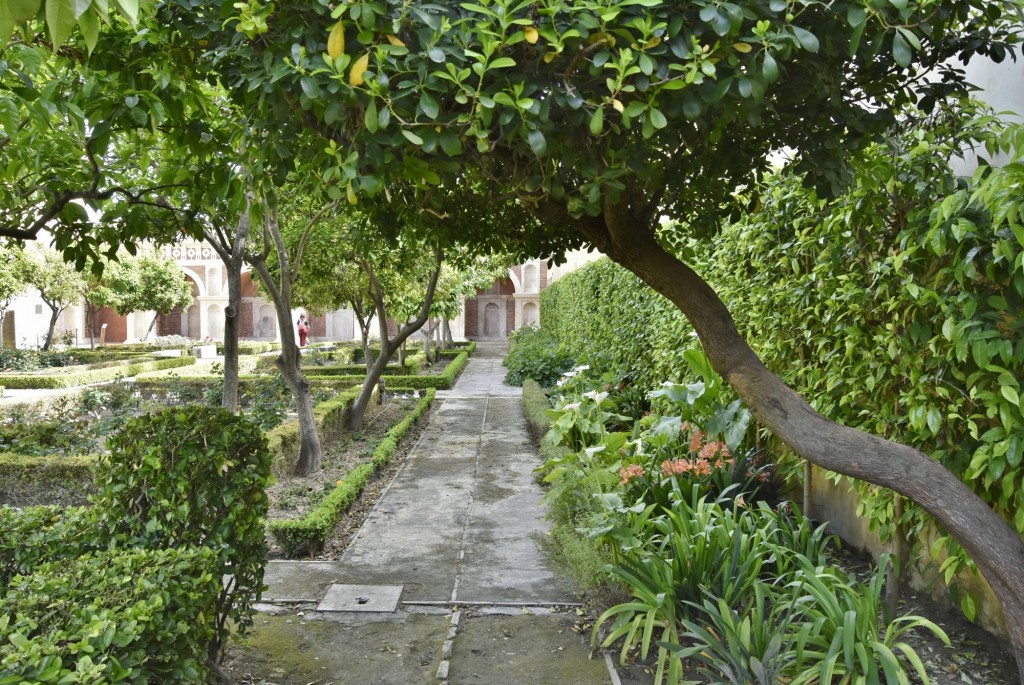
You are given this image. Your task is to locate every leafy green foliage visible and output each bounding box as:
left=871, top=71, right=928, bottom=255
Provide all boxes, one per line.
left=542, top=108, right=1024, bottom=616
left=503, top=325, right=575, bottom=387
left=94, top=406, right=272, bottom=660
left=0, top=547, right=220, bottom=684
left=0, top=505, right=96, bottom=588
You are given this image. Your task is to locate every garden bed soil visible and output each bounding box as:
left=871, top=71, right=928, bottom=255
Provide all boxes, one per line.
left=264, top=398, right=433, bottom=559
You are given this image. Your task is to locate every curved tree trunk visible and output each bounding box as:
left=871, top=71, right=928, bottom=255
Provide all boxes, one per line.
left=245, top=203, right=324, bottom=476
left=579, top=210, right=1024, bottom=678
left=42, top=306, right=59, bottom=350
left=347, top=250, right=444, bottom=431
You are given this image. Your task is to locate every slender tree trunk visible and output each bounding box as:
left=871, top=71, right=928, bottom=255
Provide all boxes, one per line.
left=42, top=306, right=59, bottom=350
left=222, top=267, right=243, bottom=412
left=205, top=206, right=251, bottom=414
left=579, top=208, right=1024, bottom=676
left=85, top=303, right=97, bottom=350
left=444, top=319, right=453, bottom=346
left=348, top=250, right=444, bottom=431
left=143, top=312, right=158, bottom=341
left=246, top=204, right=324, bottom=475
left=354, top=310, right=374, bottom=373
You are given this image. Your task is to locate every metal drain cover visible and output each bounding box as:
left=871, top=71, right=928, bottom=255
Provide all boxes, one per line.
left=316, top=584, right=404, bottom=612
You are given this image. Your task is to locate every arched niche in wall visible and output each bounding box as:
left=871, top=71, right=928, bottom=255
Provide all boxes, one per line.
left=523, top=263, right=539, bottom=292
left=523, top=301, right=539, bottom=327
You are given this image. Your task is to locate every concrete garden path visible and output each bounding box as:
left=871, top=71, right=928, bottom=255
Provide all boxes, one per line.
left=238, top=342, right=645, bottom=685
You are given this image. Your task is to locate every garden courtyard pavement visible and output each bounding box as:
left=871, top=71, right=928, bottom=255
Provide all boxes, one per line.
left=239, top=342, right=647, bottom=685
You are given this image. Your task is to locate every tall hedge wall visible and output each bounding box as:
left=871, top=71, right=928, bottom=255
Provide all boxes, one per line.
left=541, top=111, right=1024, bottom=622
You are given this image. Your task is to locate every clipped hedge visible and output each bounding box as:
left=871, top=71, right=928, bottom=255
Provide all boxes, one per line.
left=438, top=340, right=477, bottom=358
left=218, top=341, right=281, bottom=355
left=0, top=453, right=97, bottom=507
left=0, top=356, right=196, bottom=389
left=304, top=362, right=404, bottom=376
left=132, top=376, right=358, bottom=396
left=0, top=547, right=221, bottom=684
left=269, top=388, right=436, bottom=557
left=299, top=352, right=470, bottom=390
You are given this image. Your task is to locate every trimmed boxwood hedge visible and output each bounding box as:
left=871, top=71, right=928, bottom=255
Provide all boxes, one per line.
left=294, top=351, right=471, bottom=390
left=0, top=356, right=196, bottom=389
left=268, top=388, right=436, bottom=557
left=304, top=362, right=404, bottom=376
left=0, top=453, right=97, bottom=507
left=217, top=341, right=282, bottom=355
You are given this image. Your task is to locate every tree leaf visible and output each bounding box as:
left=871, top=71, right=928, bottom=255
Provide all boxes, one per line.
left=401, top=129, right=424, bottom=145
left=349, top=52, right=370, bottom=86
left=792, top=26, right=819, bottom=53
left=589, top=107, right=604, bottom=135
left=364, top=100, right=378, bottom=132
left=762, top=53, right=779, bottom=82
left=439, top=132, right=463, bottom=156
left=327, top=20, right=345, bottom=60
left=527, top=129, right=546, bottom=155
left=386, top=34, right=405, bottom=47
left=0, top=0, right=41, bottom=42
left=46, top=0, right=90, bottom=48
left=1000, top=385, right=1020, bottom=407
left=428, top=47, right=445, bottom=63
left=892, top=31, right=912, bottom=67
left=524, top=26, right=539, bottom=44
left=78, top=5, right=98, bottom=53
left=112, top=0, right=137, bottom=25
left=419, top=91, right=439, bottom=119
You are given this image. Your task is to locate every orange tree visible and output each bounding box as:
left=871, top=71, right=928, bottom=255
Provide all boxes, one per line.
left=46, top=0, right=1024, bottom=673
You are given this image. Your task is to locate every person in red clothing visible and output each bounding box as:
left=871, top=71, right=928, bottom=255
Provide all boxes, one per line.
left=297, top=313, right=309, bottom=347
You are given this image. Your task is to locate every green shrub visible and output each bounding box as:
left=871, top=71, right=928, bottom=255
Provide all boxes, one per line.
left=0, top=547, right=221, bottom=684
left=503, top=326, right=574, bottom=387
left=0, top=454, right=97, bottom=507
left=521, top=379, right=553, bottom=439
left=219, top=341, right=282, bottom=355
left=268, top=389, right=435, bottom=556
left=94, top=406, right=272, bottom=661
left=304, top=362, right=403, bottom=376
left=0, top=356, right=196, bottom=389
left=0, top=505, right=97, bottom=589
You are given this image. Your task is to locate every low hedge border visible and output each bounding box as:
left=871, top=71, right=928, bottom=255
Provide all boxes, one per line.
left=0, top=356, right=196, bottom=389
left=132, top=376, right=359, bottom=393
left=0, top=453, right=98, bottom=507
left=520, top=379, right=569, bottom=476
left=521, top=379, right=552, bottom=440
left=268, top=388, right=436, bottom=557
left=295, top=351, right=471, bottom=390
left=217, top=341, right=282, bottom=355
left=304, top=362, right=404, bottom=376
left=438, top=340, right=477, bottom=358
